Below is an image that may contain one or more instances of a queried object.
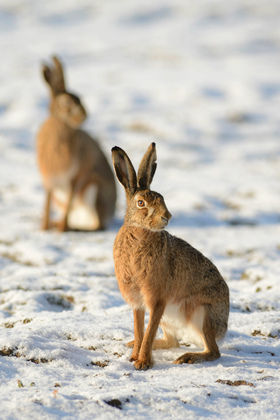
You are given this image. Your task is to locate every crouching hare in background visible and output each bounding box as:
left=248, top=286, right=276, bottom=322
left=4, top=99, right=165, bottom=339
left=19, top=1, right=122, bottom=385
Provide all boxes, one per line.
left=37, top=56, right=116, bottom=232
left=112, top=143, right=229, bottom=370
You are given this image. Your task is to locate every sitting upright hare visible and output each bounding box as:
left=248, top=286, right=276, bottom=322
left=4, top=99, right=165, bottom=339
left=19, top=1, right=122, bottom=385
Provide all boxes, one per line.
left=112, top=143, right=229, bottom=370
left=37, top=56, right=116, bottom=231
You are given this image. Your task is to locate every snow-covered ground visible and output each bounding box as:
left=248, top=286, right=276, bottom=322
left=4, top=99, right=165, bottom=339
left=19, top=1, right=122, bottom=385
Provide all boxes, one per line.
left=1, top=0, right=280, bottom=418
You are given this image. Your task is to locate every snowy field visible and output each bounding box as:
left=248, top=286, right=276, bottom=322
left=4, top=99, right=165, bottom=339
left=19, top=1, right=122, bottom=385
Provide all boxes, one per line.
left=1, top=0, right=280, bottom=418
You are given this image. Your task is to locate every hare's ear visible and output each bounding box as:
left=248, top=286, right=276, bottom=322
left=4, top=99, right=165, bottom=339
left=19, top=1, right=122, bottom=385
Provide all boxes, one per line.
left=52, top=56, right=66, bottom=92
left=41, top=56, right=66, bottom=96
left=137, top=142, right=157, bottom=189
left=112, top=147, right=137, bottom=194
left=42, top=64, right=52, bottom=88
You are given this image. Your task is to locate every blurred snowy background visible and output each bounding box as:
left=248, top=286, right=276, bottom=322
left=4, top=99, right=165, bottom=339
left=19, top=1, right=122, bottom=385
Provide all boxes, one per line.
left=0, top=0, right=280, bottom=418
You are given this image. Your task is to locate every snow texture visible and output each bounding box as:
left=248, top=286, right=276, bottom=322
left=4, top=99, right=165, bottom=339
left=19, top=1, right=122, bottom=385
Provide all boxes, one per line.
left=0, top=0, right=280, bottom=418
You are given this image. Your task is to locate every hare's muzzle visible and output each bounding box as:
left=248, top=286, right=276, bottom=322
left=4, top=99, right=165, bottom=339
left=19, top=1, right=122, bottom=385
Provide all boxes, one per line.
left=164, top=210, right=172, bottom=221
left=161, top=210, right=172, bottom=226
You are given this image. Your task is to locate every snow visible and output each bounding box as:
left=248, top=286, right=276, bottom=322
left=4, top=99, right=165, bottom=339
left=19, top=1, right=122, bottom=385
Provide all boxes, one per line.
left=0, top=0, right=280, bottom=418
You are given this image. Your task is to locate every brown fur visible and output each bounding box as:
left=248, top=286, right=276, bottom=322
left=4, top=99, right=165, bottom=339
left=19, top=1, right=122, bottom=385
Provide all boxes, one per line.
left=112, top=143, right=229, bottom=370
left=36, top=56, right=116, bottom=231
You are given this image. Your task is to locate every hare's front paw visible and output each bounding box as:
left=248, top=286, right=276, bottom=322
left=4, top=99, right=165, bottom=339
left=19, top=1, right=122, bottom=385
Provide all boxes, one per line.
left=134, top=358, right=153, bottom=371
left=41, top=219, right=51, bottom=231
left=55, top=219, right=69, bottom=232
left=129, top=353, right=139, bottom=363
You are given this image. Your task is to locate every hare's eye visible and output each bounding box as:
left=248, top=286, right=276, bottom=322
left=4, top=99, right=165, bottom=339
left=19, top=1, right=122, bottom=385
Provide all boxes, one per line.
left=137, top=200, right=145, bottom=208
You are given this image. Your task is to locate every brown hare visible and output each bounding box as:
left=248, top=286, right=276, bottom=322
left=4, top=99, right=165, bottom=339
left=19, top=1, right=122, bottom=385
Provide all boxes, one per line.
left=37, top=56, right=116, bottom=232
left=112, top=143, right=229, bottom=370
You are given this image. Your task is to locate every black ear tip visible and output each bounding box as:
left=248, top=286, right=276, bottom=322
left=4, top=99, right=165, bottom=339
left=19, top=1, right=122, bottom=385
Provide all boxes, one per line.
left=112, top=146, right=120, bottom=153
left=152, top=142, right=156, bottom=148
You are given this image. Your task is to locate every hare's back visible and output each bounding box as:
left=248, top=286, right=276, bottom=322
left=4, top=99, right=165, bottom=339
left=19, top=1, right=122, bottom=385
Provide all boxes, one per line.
left=168, top=233, right=227, bottom=293
left=37, top=117, right=80, bottom=186
left=75, top=129, right=115, bottom=182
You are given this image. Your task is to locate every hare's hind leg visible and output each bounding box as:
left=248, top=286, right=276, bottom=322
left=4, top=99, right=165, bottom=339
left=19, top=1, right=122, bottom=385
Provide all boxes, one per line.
left=95, top=187, right=109, bottom=231
left=173, top=305, right=220, bottom=365
left=78, top=180, right=105, bottom=231
left=153, top=325, right=179, bottom=349
left=127, top=328, right=179, bottom=350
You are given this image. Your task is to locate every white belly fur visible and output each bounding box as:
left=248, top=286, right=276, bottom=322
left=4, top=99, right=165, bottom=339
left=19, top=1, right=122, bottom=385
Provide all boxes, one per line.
left=161, top=303, right=205, bottom=348
left=53, top=185, right=100, bottom=230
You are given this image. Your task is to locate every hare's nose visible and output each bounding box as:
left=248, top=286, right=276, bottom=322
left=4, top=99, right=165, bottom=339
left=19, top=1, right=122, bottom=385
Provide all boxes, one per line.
left=163, top=210, right=172, bottom=221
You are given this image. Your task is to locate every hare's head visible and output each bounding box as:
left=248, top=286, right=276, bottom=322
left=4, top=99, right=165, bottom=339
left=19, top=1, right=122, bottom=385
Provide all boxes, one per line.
left=112, top=143, right=172, bottom=231
left=42, top=56, right=87, bottom=128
